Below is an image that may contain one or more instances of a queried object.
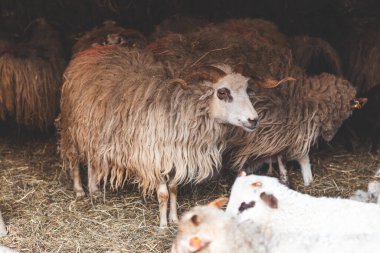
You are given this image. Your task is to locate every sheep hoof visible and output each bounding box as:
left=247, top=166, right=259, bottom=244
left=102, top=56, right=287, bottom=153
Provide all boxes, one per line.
left=75, top=190, right=85, bottom=197
left=89, top=189, right=101, bottom=198
left=159, top=222, right=168, bottom=230
left=303, top=175, right=313, bottom=186
left=169, top=215, right=179, bottom=224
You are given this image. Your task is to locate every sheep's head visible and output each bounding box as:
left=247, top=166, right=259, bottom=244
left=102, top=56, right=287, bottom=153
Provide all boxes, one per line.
left=183, top=65, right=259, bottom=131
left=226, top=174, right=280, bottom=223
left=171, top=198, right=229, bottom=253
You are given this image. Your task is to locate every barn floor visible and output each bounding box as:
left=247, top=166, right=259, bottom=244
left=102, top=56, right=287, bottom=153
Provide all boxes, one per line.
left=0, top=134, right=379, bottom=253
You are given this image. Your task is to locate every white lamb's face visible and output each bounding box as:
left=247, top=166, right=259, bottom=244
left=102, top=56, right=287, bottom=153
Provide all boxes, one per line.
left=208, top=73, right=259, bottom=132
left=226, top=175, right=279, bottom=223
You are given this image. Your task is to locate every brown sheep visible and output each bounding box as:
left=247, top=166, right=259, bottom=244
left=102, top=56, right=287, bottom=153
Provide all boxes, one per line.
left=289, top=35, right=343, bottom=76
left=227, top=71, right=357, bottom=186
left=147, top=19, right=357, bottom=185
left=58, top=45, right=260, bottom=227
left=0, top=18, right=65, bottom=131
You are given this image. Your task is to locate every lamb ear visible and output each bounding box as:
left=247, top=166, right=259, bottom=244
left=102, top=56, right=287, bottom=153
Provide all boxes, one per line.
left=260, top=192, right=278, bottom=209
left=238, top=170, right=247, bottom=177
left=188, top=235, right=211, bottom=252
left=208, top=197, right=229, bottom=208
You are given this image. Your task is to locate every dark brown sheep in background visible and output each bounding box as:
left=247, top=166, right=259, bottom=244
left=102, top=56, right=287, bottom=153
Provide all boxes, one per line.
left=72, top=20, right=147, bottom=55
left=228, top=71, right=357, bottom=186
left=0, top=18, right=65, bottom=131
left=58, top=45, right=260, bottom=228
left=289, top=35, right=343, bottom=76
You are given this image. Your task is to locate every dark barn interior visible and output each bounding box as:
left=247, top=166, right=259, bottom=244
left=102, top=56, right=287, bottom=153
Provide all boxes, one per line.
left=0, top=0, right=380, bottom=252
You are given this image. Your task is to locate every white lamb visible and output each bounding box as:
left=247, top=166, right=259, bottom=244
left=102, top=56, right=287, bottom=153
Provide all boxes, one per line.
left=172, top=198, right=380, bottom=253
left=226, top=173, right=380, bottom=235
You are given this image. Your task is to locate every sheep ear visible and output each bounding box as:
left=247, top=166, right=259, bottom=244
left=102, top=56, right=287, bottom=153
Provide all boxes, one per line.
left=255, top=76, right=296, bottom=88
left=208, top=197, right=229, bottom=208
left=260, top=192, right=278, bottom=209
left=238, top=170, right=247, bottom=177
left=187, top=235, right=211, bottom=252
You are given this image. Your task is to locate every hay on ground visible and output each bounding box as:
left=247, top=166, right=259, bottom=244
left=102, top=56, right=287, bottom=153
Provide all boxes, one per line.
left=0, top=135, right=379, bottom=252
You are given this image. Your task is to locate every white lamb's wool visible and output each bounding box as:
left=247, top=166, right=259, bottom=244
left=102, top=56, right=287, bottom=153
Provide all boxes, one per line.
left=226, top=174, right=380, bottom=235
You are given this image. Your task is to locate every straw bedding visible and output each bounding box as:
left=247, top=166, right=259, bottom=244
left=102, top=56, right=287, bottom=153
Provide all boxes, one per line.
left=0, top=133, right=379, bottom=252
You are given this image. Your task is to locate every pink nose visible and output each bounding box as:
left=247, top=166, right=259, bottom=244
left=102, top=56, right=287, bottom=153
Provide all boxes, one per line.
left=244, top=117, right=259, bottom=130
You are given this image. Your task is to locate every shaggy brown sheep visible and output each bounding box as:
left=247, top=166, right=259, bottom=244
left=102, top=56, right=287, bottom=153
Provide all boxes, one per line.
left=0, top=18, right=65, bottom=131
left=58, top=45, right=260, bottom=227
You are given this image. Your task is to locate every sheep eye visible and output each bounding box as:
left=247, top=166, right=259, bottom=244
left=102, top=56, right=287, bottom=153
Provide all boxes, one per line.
left=217, top=88, right=231, bottom=102
left=247, top=88, right=255, bottom=97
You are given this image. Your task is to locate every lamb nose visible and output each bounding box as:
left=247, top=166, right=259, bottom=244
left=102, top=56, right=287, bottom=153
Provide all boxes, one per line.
left=248, top=118, right=259, bottom=129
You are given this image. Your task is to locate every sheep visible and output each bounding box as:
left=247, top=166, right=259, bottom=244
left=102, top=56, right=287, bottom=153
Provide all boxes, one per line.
left=226, top=174, right=380, bottom=235
left=147, top=19, right=357, bottom=186
left=289, top=35, right=343, bottom=75
left=350, top=168, right=380, bottom=204
left=351, top=181, right=380, bottom=204
left=172, top=197, right=380, bottom=253
left=57, top=45, right=266, bottom=227
left=72, top=20, right=147, bottom=55
left=0, top=211, right=6, bottom=237
left=0, top=18, right=65, bottom=131
left=227, top=72, right=357, bottom=186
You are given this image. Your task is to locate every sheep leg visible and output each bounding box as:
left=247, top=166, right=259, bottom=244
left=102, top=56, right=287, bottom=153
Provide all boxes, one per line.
left=169, top=184, right=179, bottom=223
left=298, top=154, right=313, bottom=186
left=277, top=155, right=289, bottom=186
left=267, top=157, right=274, bottom=175
left=157, top=183, right=169, bottom=228
left=88, top=164, right=99, bottom=195
left=70, top=160, right=85, bottom=197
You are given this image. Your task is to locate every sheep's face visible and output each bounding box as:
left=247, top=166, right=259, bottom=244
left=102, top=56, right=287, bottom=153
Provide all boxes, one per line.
left=226, top=174, right=279, bottom=223
left=208, top=73, right=259, bottom=131
left=171, top=206, right=230, bottom=253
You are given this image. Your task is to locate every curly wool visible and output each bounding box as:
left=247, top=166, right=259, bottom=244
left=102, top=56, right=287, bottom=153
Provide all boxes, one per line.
left=0, top=19, right=65, bottom=130
left=228, top=71, right=357, bottom=169
left=58, top=46, right=228, bottom=195
left=146, top=19, right=293, bottom=81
